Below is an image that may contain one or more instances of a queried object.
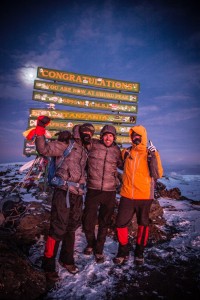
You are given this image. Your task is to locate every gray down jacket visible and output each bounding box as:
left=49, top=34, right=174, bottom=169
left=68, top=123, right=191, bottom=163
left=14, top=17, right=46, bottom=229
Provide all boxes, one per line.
left=86, top=139, right=123, bottom=191
left=35, top=136, right=87, bottom=193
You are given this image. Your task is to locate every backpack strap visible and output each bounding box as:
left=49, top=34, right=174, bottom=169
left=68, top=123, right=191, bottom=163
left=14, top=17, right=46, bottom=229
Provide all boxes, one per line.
left=123, top=146, right=132, bottom=161
left=56, top=139, right=75, bottom=170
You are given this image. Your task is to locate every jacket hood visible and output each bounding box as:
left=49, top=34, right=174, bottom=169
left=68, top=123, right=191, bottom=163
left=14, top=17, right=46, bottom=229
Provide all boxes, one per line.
left=129, top=125, right=147, bottom=146
left=72, top=124, right=81, bottom=139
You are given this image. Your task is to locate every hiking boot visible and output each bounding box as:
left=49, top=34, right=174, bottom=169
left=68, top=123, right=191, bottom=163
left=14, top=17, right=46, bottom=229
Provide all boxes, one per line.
left=59, top=261, right=79, bottom=274
left=113, top=255, right=129, bottom=265
left=83, top=246, right=93, bottom=255
left=45, top=271, right=59, bottom=291
left=94, top=254, right=105, bottom=264
left=45, top=271, right=59, bottom=282
left=134, top=255, right=144, bottom=265
left=134, top=244, right=144, bottom=265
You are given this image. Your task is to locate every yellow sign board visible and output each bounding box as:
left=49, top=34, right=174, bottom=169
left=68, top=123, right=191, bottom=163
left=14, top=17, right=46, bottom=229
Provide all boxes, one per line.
left=29, top=109, right=137, bottom=124
left=37, top=67, right=140, bottom=92
left=34, top=81, right=138, bottom=103
left=28, top=118, right=132, bottom=134
left=33, top=91, right=138, bottom=113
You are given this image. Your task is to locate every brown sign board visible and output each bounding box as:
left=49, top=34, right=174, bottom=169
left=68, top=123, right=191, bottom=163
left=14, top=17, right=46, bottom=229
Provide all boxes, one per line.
left=37, top=67, right=140, bottom=93
left=28, top=118, right=132, bottom=135
left=34, top=81, right=138, bottom=103
left=29, top=109, right=137, bottom=124
left=32, top=91, right=138, bottom=113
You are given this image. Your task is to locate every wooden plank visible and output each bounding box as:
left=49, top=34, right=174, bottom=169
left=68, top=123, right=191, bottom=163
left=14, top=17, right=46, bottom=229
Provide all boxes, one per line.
left=34, top=81, right=138, bottom=103
left=37, top=67, right=140, bottom=92
left=33, top=91, right=138, bottom=113
left=28, top=118, right=132, bottom=134
left=29, top=109, right=137, bottom=124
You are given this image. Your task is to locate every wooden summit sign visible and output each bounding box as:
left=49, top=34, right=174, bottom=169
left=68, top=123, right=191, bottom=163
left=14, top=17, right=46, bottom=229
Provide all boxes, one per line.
left=33, top=91, right=138, bottom=113
left=37, top=67, right=140, bottom=92
left=24, top=67, right=140, bottom=156
left=34, top=81, right=138, bottom=103
left=29, top=109, right=137, bottom=124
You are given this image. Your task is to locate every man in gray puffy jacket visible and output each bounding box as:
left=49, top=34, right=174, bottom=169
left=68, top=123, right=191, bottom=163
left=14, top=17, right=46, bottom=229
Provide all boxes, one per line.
left=34, top=116, right=95, bottom=282
left=82, top=125, right=123, bottom=263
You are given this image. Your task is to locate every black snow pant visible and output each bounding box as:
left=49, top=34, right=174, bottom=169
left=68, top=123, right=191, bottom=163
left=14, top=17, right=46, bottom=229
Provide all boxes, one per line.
left=82, top=188, right=116, bottom=255
left=42, top=188, right=83, bottom=272
left=115, top=196, right=153, bottom=257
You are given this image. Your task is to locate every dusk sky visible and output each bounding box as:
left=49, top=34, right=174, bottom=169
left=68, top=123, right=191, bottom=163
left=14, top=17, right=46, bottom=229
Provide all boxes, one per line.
left=1, top=0, right=200, bottom=174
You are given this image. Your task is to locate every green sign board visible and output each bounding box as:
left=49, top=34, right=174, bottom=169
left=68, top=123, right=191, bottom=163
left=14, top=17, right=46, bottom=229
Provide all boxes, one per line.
left=37, top=67, right=140, bottom=92
left=28, top=118, right=132, bottom=135
left=34, top=81, right=138, bottom=103
left=29, top=109, right=137, bottom=124
left=33, top=91, right=138, bottom=113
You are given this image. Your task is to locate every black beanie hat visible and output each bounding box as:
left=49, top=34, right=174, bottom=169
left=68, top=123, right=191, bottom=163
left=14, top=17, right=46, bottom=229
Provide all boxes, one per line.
left=79, top=123, right=95, bottom=135
left=55, top=130, right=72, bottom=142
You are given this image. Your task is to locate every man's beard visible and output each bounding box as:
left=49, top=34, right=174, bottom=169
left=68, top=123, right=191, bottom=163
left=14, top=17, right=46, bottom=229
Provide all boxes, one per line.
left=132, top=137, right=141, bottom=145
left=80, top=133, right=91, bottom=144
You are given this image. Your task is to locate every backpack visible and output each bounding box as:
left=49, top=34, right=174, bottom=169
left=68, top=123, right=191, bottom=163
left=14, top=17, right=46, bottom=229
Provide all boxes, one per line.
left=48, top=139, right=75, bottom=186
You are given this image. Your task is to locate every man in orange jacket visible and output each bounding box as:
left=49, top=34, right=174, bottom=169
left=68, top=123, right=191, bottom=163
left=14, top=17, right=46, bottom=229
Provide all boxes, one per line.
left=113, top=125, right=163, bottom=265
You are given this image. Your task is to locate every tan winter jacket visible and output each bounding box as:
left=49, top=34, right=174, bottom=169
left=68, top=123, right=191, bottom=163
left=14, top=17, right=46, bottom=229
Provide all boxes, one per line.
left=35, top=136, right=87, bottom=193
left=86, top=139, right=123, bottom=191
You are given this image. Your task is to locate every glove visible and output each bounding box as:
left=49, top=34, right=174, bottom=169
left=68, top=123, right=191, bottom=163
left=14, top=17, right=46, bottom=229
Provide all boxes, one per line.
left=148, top=140, right=157, bottom=152
left=55, top=130, right=72, bottom=143
left=35, top=116, right=51, bottom=136
left=37, top=116, right=51, bottom=127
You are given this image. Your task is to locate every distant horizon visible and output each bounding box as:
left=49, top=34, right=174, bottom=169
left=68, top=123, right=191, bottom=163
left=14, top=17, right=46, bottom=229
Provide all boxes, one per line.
left=162, top=164, right=200, bottom=176
left=0, top=159, right=199, bottom=176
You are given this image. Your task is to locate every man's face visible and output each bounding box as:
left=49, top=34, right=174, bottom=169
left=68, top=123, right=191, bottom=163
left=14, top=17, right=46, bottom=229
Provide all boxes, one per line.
left=102, top=133, right=114, bottom=147
left=131, top=131, right=141, bottom=145
left=81, top=131, right=92, bottom=144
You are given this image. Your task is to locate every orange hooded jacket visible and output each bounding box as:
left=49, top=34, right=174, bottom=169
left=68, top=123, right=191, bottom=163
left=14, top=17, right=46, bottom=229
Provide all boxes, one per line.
left=120, top=125, right=163, bottom=200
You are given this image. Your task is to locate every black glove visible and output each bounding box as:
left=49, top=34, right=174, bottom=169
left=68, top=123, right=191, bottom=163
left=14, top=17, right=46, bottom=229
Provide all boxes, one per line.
left=55, top=130, right=72, bottom=143
left=37, top=116, right=51, bottom=127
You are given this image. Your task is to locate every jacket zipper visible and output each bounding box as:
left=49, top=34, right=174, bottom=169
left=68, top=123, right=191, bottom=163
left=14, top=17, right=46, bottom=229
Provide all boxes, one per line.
left=131, top=151, right=140, bottom=199
left=101, top=148, right=108, bottom=190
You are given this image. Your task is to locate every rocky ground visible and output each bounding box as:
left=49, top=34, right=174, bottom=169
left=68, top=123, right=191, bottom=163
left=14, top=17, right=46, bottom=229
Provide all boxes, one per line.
left=0, top=166, right=199, bottom=299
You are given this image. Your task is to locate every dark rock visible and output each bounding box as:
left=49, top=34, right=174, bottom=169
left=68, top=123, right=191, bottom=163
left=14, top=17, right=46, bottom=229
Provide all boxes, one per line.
left=0, top=239, right=46, bottom=300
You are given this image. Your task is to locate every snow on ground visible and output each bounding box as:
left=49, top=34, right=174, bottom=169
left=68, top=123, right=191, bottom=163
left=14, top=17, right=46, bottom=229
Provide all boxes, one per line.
left=39, top=195, right=200, bottom=299
left=159, top=173, right=200, bottom=201
left=1, top=163, right=200, bottom=299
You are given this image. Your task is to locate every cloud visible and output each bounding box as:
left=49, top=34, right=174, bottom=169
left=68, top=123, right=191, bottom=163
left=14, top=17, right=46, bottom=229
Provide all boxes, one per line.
left=142, top=107, right=200, bottom=125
